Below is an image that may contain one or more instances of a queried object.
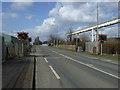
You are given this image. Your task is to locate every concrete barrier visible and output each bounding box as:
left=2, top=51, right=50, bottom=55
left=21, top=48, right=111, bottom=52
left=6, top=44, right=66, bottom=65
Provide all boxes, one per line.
left=0, top=36, right=6, bottom=62
left=85, top=42, right=99, bottom=54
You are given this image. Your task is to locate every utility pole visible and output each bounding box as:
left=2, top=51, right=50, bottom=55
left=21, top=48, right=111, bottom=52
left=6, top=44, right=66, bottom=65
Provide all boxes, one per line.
left=56, top=34, right=58, bottom=47
left=100, top=43, right=103, bottom=55
left=75, top=34, right=79, bottom=52
left=96, top=0, right=99, bottom=41
left=92, top=29, right=94, bottom=42
left=56, top=27, right=59, bottom=47
left=96, top=1, right=99, bottom=54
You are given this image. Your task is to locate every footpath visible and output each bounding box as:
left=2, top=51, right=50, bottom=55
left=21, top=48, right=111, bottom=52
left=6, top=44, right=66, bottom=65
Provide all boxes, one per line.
left=2, top=57, right=34, bottom=89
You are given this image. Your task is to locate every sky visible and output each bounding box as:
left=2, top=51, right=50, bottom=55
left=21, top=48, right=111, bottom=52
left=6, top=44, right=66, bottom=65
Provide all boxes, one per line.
left=1, top=1, right=119, bottom=42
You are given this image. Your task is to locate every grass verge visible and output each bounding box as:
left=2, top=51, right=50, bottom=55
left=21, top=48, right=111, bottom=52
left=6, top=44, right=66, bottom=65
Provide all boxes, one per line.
left=51, top=46, right=119, bottom=61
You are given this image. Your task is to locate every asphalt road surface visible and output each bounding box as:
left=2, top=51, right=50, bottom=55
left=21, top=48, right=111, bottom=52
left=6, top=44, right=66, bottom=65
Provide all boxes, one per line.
left=35, top=45, right=119, bottom=88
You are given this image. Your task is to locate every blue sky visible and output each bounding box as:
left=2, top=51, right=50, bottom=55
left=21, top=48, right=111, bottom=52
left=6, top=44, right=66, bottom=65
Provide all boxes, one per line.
left=2, top=2, right=119, bottom=41
left=2, top=2, right=56, bottom=31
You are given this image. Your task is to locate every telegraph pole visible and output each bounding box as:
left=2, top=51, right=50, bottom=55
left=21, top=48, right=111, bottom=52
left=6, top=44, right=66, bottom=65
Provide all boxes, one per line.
left=96, top=0, right=99, bottom=41
left=96, top=1, right=99, bottom=54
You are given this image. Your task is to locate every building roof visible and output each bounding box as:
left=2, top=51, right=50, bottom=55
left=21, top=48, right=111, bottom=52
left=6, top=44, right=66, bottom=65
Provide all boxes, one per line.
left=0, top=33, right=30, bottom=45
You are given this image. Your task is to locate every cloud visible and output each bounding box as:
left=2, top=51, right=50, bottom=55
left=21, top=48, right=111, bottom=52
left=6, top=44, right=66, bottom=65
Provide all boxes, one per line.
left=26, top=15, right=33, bottom=20
left=102, top=26, right=118, bottom=36
left=2, top=30, right=18, bottom=37
left=58, top=3, right=97, bottom=22
left=20, top=17, right=56, bottom=41
left=25, top=14, right=41, bottom=22
left=30, top=2, right=118, bottom=41
left=5, top=2, right=118, bottom=41
left=9, top=0, right=33, bottom=2
left=49, top=2, right=117, bottom=23
left=11, top=2, right=33, bottom=10
left=2, top=12, right=18, bottom=18
left=58, top=0, right=119, bottom=2
left=2, top=0, right=119, bottom=2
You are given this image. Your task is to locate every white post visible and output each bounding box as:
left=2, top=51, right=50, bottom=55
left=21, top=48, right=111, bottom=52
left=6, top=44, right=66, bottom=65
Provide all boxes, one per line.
left=94, top=31, right=96, bottom=41
left=101, top=43, right=103, bottom=55
left=76, top=34, right=77, bottom=46
left=92, top=29, right=94, bottom=42
left=22, top=43, right=24, bottom=56
left=54, top=40, right=55, bottom=47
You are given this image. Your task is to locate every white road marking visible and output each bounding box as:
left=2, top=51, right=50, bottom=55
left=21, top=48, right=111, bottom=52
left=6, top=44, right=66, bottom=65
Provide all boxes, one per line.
left=31, top=59, right=34, bottom=88
left=36, top=58, right=38, bottom=88
left=51, top=49, right=118, bottom=64
left=101, top=59, right=117, bottom=65
left=90, top=66, right=119, bottom=79
left=106, top=60, right=112, bottom=62
left=50, top=49, right=120, bottom=79
left=86, top=64, right=94, bottom=67
left=49, top=65, right=60, bottom=80
left=44, top=58, right=48, bottom=63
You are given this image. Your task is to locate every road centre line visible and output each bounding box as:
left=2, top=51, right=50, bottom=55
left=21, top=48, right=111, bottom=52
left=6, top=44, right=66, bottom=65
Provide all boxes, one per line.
left=44, top=58, right=48, bottom=63
left=43, top=55, right=60, bottom=80
left=50, top=50, right=120, bottom=79
left=49, top=65, right=60, bottom=80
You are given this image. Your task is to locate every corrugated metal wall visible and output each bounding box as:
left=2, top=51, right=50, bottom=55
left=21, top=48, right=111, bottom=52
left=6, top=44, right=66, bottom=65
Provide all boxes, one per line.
left=1, top=33, right=31, bottom=62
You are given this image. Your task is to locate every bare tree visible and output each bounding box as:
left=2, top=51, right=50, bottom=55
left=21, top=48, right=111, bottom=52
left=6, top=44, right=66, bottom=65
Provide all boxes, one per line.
left=79, top=34, right=90, bottom=41
left=66, top=28, right=73, bottom=41
left=48, top=34, right=64, bottom=46
left=33, top=36, right=42, bottom=45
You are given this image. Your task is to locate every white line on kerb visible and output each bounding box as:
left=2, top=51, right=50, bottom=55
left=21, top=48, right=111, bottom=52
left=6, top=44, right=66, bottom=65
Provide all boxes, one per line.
left=86, top=64, right=94, bottom=67
left=36, top=58, right=38, bottom=88
left=49, top=65, right=60, bottom=80
left=50, top=50, right=120, bottom=79
left=44, top=58, right=48, bottom=63
left=31, top=59, right=34, bottom=88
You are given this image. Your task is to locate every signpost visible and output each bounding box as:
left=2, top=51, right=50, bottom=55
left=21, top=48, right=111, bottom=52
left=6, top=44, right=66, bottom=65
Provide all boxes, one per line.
left=17, top=32, right=32, bottom=42
left=98, top=34, right=107, bottom=55
left=100, top=41, right=104, bottom=55
left=17, top=32, right=29, bottom=40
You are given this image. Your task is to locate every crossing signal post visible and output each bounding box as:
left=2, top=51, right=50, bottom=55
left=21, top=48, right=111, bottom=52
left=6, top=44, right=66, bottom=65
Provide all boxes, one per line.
left=98, top=34, right=107, bottom=41
left=98, top=34, right=107, bottom=55
left=17, top=32, right=29, bottom=40
left=17, top=32, right=32, bottom=42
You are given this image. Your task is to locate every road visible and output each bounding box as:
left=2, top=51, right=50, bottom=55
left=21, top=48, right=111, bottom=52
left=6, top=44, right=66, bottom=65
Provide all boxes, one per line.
left=35, top=45, right=119, bottom=88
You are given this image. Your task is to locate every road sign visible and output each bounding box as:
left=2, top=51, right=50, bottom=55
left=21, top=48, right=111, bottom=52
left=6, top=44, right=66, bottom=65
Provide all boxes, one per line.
left=17, top=32, right=29, bottom=40
left=99, top=40, right=104, bottom=44
left=98, top=34, right=107, bottom=41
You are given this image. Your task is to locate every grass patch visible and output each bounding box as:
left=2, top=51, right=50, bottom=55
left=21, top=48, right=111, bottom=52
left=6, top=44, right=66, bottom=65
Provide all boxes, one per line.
left=51, top=46, right=119, bottom=61
left=82, top=52, right=119, bottom=61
